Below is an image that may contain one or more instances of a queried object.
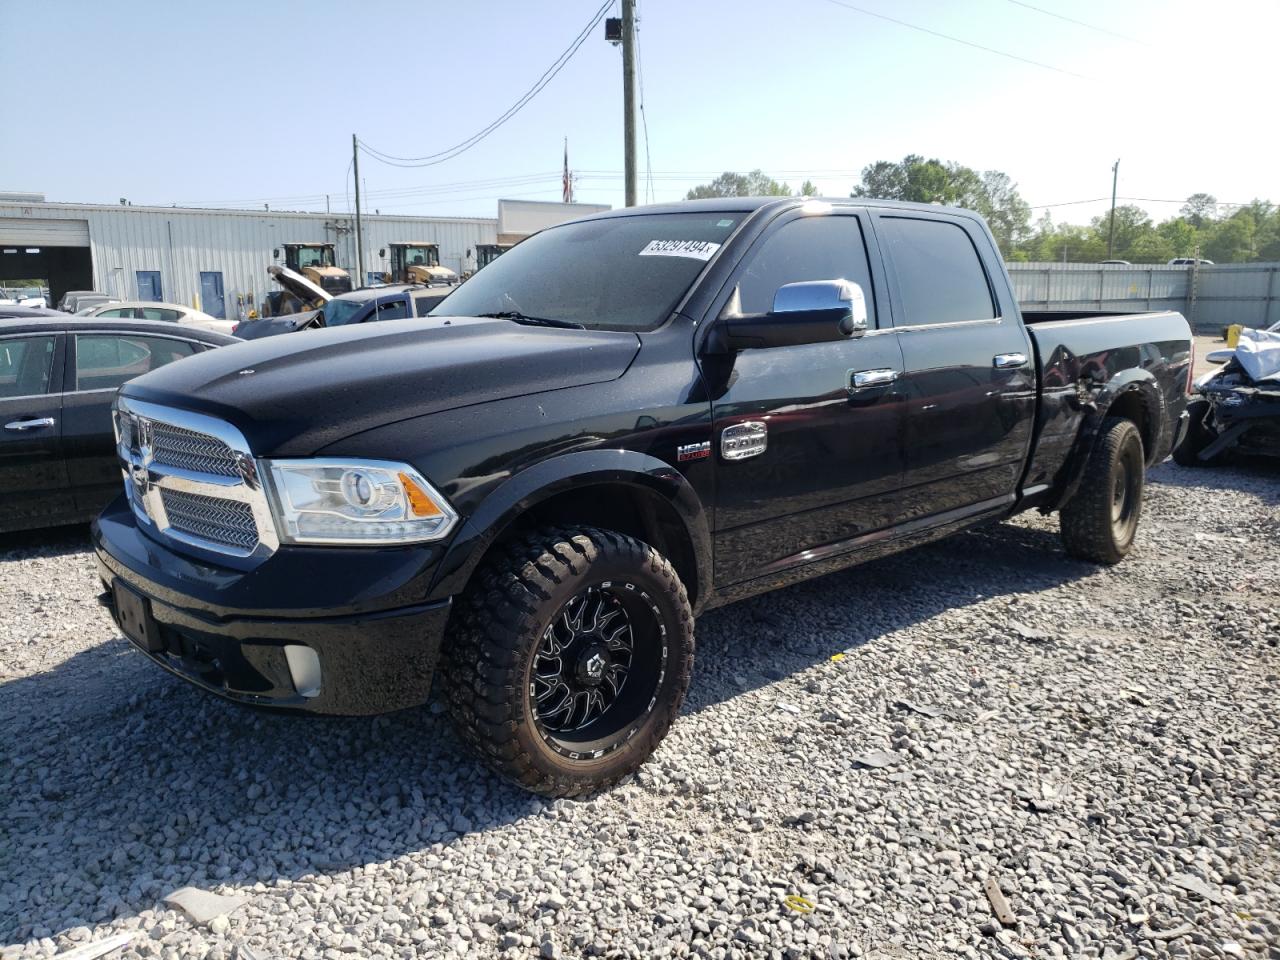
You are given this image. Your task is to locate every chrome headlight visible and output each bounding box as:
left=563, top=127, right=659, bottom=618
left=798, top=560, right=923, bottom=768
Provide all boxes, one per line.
left=263, top=458, right=458, bottom=545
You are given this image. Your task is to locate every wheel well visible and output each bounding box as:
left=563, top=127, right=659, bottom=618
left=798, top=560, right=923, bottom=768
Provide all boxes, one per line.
left=1105, top=389, right=1156, bottom=463
left=487, top=483, right=701, bottom=608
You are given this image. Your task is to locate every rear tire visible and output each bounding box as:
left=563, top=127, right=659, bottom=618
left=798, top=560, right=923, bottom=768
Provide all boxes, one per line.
left=442, top=526, right=694, bottom=798
left=1172, top=399, right=1219, bottom=467
left=1060, top=417, right=1145, bottom=565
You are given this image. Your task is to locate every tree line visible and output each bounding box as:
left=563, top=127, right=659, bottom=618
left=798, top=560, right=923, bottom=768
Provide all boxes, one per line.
left=684, top=158, right=1280, bottom=264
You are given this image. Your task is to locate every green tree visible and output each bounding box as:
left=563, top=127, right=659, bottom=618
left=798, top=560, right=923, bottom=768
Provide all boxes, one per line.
left=1202, top=214, right=1256, bottom=263
left=1048, top=223, right=1107, bottom=263
left=1179, top=193, right=1217, bottom=229
left=798, top=179, right=819, bottom=197
left=1157, top=218, right=1199, bottom=260
left=685, top=170, right=792, bottom=200
left=975, top=170, right=1032, bottom=254
left=1090, top=205, right=1155, bottom=261
left=851, top=155, right=1031, bottom=254
left=1256, top=210, right=1280, bottom=261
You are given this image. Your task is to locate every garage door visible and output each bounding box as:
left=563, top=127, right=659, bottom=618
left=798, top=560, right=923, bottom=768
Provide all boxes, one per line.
left=0, top=217, right=90, bottom=247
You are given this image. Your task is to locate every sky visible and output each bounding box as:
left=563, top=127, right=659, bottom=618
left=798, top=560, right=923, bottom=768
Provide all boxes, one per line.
left=1, top=0, right=1276, bottom=228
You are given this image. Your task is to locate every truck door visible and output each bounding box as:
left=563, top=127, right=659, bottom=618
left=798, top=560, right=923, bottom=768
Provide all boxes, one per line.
left=873, top=213, right=1035, bottom=519
left=701, top=208, right=907, bottom=586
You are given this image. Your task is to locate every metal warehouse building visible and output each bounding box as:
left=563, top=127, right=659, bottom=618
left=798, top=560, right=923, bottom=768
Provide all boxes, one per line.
left=0, top=199, right=500, bottom=319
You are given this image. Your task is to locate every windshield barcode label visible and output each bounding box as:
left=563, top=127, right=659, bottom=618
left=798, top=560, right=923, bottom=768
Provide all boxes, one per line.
left=638, top=240, right=721, bottom=261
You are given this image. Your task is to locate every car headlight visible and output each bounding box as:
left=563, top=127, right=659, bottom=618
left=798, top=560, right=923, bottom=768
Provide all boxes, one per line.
left=263, top=458, right=458, bottom=545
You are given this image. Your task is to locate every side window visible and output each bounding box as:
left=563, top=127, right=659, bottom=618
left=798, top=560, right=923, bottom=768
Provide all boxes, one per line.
left=375, top=299, right=409, bottom=322
left=96, top=307, right=132, bottom=319
left=0, top=336, right=56, bottom=399
left=735, top=215, right=877, bottom=325
left=414, top=294, right=444, bottom=316
left=880, top=217, right=995, bottom=326
left=75, top=335, right=195, bottom=392
left=139, top=307, right=182, bottom=322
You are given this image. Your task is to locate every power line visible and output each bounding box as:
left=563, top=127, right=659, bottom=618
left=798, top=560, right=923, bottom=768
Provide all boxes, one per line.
left=358, top=0, right=614, bottom=169
left=1004, top=0, right=1147, bottom=45
left=821, top=0, right=1091, bottom=80
left=1030, top=196, right=1262, bottom=210
left=1027, top=197, right=1108, bottom=209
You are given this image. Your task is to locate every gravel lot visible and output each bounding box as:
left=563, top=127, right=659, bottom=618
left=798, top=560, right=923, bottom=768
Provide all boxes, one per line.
left=3, top=461, right=1278, bottom=960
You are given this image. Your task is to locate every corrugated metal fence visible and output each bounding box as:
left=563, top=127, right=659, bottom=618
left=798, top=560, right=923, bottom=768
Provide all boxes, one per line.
left=1007, top=261, right=1280, bottom=333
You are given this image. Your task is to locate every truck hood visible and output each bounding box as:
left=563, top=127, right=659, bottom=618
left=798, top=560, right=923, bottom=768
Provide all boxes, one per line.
left=121, top=316, right=642, bottom=456
left=268, top=264, right=331, bottom=303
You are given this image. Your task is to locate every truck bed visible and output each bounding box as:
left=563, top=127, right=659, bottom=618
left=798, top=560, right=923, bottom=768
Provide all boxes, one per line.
left=1018, top=309, right=1193, bottom=508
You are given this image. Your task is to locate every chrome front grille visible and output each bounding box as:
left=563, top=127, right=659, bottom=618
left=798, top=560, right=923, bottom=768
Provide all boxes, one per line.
left=151, top=421, right=240, bottom=477
left=160, top=488, right=259, bottom=551
left=115, top=398, right=278, bottom=561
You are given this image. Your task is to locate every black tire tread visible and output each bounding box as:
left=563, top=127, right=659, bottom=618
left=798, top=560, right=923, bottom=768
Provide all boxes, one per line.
left=1060, top=417, right=1144, bottom=565
left=441, top=525, right=694, bottom=798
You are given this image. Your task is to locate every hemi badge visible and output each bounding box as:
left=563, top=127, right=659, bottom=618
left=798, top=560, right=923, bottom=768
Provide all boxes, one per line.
left=677, top=441, right=711, bottom=463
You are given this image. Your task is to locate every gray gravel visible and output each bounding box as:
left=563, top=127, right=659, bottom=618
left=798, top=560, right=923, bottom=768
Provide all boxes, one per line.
left=3, top=461, right=1278, bottom=960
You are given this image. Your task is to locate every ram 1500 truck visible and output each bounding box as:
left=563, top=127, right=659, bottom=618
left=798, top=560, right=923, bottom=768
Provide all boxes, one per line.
left=94, top=198, right=1193, bottom=797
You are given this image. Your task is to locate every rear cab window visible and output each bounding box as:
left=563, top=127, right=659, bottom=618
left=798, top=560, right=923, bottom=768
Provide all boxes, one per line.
left=879, top=217, right=995, bottom=326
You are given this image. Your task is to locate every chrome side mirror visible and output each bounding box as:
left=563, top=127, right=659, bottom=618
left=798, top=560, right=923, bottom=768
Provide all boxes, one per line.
left=771, top=279, right=868, bottom=337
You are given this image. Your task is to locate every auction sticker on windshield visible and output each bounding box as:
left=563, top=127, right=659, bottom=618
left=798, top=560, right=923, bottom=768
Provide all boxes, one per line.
left=639, top=239, right=722, bottom=261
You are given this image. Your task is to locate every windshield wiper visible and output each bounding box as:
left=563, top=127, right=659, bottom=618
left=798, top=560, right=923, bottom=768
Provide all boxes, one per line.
left=476, top=310, right=584, bottom=329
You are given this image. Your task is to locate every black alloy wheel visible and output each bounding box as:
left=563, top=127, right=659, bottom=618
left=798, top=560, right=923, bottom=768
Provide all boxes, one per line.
left=443, top=526, right=694, bottom=797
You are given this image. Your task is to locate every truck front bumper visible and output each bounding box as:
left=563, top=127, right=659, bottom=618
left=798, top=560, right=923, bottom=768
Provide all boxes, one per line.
left=93, top=495, right=452, bottom=715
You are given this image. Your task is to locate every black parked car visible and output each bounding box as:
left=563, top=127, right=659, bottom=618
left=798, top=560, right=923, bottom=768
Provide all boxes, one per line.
left=1, top=317, right=238, bottom=534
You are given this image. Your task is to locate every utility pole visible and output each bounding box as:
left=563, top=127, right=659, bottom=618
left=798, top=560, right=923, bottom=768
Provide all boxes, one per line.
left=353, top=133, right=364, bottom=285
left=1107, top=158, right=1119, bottom=260
left=621, top=0, right=637, bottom=207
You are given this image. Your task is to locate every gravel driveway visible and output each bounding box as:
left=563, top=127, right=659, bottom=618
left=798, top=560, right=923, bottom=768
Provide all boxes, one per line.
left=3, top=462, right=1278, bottom=960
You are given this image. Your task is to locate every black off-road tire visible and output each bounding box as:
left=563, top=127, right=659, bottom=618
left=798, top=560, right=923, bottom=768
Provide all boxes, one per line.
left=1060, top=417, right=1146, bottom=565
left=1172, top=399, right=1219, bottom=467
left=442, top=526, right=694, bottom=798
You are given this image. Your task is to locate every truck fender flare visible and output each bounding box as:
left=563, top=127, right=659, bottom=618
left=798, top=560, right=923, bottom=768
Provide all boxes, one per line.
left=1053, top=372, right=1164, bottom=510
left=426, top=449, right=713, bottom=609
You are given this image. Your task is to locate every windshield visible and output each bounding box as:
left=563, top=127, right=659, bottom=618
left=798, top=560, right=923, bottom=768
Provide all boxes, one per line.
left=295, top=246, right=335, bottom=269
left=402, top=246, right=438, bottom=267
left=323, top=298, right=367, bottom=327
left=433, top=212, right=744, bottom=331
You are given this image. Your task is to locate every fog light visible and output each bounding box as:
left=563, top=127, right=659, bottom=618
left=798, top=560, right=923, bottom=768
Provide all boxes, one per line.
left=284, top=645, right=322, bottom=698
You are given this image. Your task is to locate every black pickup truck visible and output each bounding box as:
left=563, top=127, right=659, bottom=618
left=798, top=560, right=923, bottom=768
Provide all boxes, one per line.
left=94, top=198, right=1192, bottom=797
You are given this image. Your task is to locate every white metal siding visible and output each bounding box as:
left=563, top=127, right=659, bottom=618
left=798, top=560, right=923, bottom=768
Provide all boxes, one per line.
left=0, top=202, right=497, bottom=316
left=0, top=216, right=90, bottom=247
